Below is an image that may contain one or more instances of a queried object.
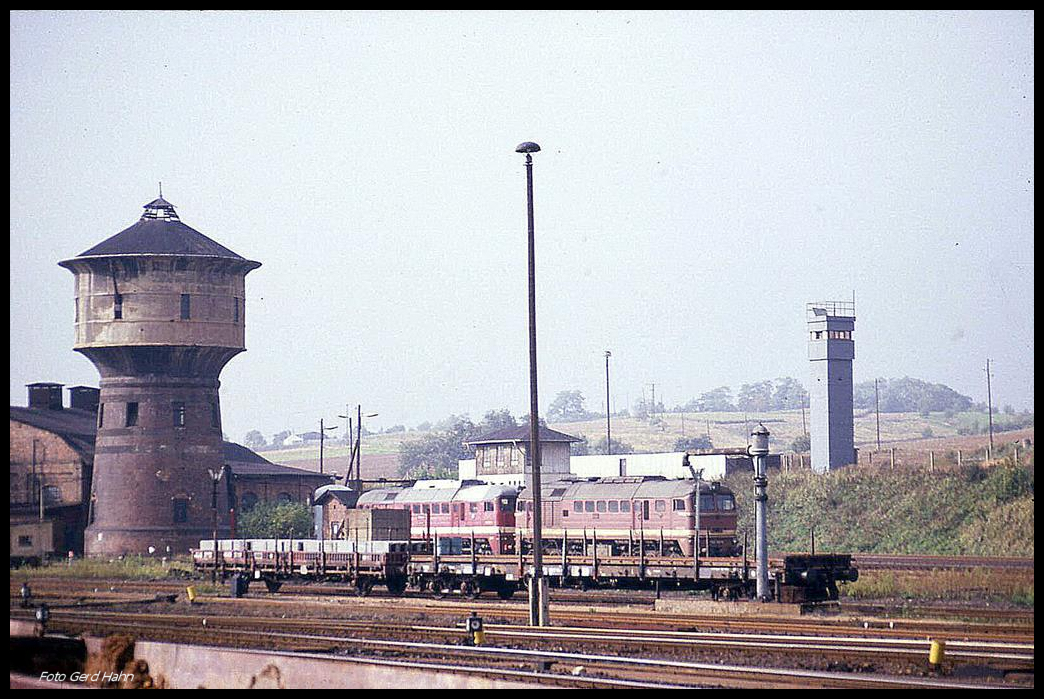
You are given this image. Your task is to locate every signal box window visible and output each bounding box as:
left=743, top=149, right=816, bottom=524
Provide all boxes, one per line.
left=654, top=500, right=666, bottom=513
left=673, top=499, right=687, bottom=511
left=114, top=294, right=123, bottom=319
left=125, top=402, right=139, bottom=427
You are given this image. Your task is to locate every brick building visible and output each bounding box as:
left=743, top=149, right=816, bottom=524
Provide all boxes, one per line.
left=10, top=383, right=330, bottom=559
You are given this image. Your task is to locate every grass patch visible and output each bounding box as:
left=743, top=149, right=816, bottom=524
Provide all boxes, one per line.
left=841, top=568, right=1035, bottom=607
left=11, top=555, right=196, bottom=581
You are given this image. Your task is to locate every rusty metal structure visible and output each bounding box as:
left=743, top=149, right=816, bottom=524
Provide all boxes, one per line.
left=60, top=196, right=260, bottom=555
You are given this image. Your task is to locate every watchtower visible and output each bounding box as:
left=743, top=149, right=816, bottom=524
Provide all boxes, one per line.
left=807, top=301, right=856, bottom=472
left=59, top=196, right=260, bottom=555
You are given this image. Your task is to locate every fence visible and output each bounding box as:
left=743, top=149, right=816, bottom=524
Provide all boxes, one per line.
left=778, top=440, right=1031, bottom=474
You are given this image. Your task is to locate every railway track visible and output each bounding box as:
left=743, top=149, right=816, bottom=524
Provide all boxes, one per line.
left=12, top=608, right=1032, bottom=689
left=12, top=578, right=1034, bottom=644
left=849, top=554, right=1035, bottom=571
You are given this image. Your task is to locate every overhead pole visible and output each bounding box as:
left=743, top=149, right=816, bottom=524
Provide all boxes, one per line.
left=985, top=359, right=995, bottom=459
left=604, top=350, right=612, bottom=455
left=517, top=140, right=549, bottom=627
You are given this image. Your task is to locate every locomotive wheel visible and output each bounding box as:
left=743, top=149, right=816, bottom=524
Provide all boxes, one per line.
left=386, top=577, right=407, bottom=596
left=496, top=586, right=515, bottom=600
left=431, top=578, right=447, bottom=599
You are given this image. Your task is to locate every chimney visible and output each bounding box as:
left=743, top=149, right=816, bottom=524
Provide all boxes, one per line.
left=27, top=382, right=64, bottom=410
left=68, top=386, right=101, bottom=413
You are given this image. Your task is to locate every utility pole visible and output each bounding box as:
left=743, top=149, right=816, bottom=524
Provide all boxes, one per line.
left=318, top=418, right=338, bottom=475
left=986, top=359, right=995, bottom=459
left=604, top=350, right=612, bottom=455
left=875, top=378, right=881, bottom=452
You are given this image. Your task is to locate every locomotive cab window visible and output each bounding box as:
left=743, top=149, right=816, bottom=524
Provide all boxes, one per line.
left=700, top=494, right=715, bottom=511
left=717, top=495, right=736, bottom=511
left=484, top=502, right=494, bottom=512
left=470, top=502, right=478, bottom=513
left=673, top=498, right=686, bottom=511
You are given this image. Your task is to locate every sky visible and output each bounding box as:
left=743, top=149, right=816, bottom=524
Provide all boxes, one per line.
left=10, top=11, right=1035, bottom=443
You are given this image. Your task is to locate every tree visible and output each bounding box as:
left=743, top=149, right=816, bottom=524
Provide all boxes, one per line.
left=771, top=377, right=809, bottom=410
left=791, top=433, right=810, bottom=453
left=398, top=415, right=481, bottom=479
left=690, top=387, right=736, bottom=412
left=591, top=436, right=633, bottom=455
left=673, top=436, right=713, bottom=451
left=479, top=409, right=518, bottom=431
left=571, top=435, right=590, bottom=456
left=547, top=390, right=592, bottom=422
left=243, top=430, right=266, bottom=450
left=737, top=381, right=774, bottom=412
left=238, top=501, right=313, bottom=538
left=271, top=430, right=291, bottom=448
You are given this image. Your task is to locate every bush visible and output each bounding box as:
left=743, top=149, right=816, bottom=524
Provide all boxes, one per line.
left=238, top=501, right=313, bottom=538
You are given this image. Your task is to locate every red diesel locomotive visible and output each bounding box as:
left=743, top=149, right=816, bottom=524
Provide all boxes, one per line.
left=355, top=475, right=739, bottom=558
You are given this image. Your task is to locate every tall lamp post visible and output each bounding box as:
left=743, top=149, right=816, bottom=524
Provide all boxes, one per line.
left=604, top=351, right=612, bottom=456
left=318, top=418, right=338, bottom=475
left=207, top=467, right=224, bottom=584
left=748, top=423, right=770, bottom=601
left=516, top=140, right=549, bottom=627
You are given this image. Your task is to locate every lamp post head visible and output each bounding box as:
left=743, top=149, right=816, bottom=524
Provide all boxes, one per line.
left=515, top=141, right=541, bottom=154
left=748, top=423, right=770, bottom=457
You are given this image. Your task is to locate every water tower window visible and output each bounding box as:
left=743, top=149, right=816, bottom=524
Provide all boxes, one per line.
left=125, top=402, right=139, bottom=427
left=172, top=498, right=189, bottom=523
left=98, top=403, right=105, bottom=428
left=172, top=401, right=186, bottom=427
left=180, top=294, right=191, bottom=320
left=114, top=294, right=123, bottom=320
left=233, top=297, right=239, bottom=322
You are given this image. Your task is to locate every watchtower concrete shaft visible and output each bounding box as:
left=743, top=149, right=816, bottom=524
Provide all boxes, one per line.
left=59, top=197, right=260, bottom=555
left=807, top=302, right=856, bottom=473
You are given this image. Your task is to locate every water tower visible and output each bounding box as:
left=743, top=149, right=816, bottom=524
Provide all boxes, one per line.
left=807, top=301, right=856, bottom=472
left=60, top=195, right=260, bottom=555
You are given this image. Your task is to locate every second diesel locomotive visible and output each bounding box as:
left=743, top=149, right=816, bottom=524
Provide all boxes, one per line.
left=354, top=475, right=739, bottom=558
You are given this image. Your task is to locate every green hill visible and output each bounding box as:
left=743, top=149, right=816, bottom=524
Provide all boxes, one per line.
left=722, top=456, right=1034, bottom=557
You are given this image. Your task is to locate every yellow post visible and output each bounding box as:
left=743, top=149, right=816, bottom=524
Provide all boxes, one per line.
left=929, top=639, right=946, bottom=666
left=186, top=585, right=198, bottom=604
